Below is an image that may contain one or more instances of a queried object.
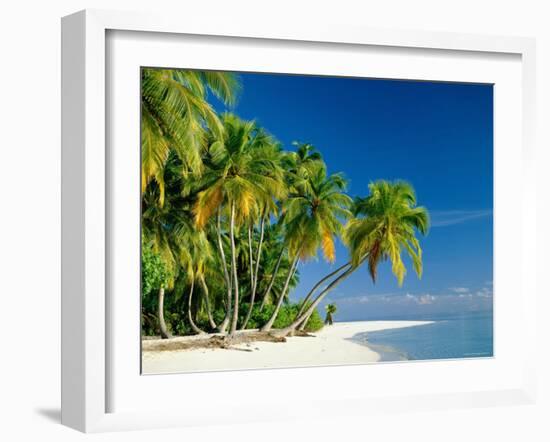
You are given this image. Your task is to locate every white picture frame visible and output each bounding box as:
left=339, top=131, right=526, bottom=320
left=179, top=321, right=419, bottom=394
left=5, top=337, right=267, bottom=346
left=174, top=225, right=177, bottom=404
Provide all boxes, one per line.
left=61, top=9, right=537, bottom=433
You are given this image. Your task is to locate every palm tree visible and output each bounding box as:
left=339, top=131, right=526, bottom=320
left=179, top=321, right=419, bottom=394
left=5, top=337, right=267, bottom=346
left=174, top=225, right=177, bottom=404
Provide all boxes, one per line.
left=346, top=180, right=429, bottom=280
left=212, top=208, right=233, bottom=333
left=141, top=70, right=239, bottom=337
left=141, top=68, right=240, bottom=205
left=256, top=224, right=297, bottom=310
left=260, top=166, right=352, bottom=332
left=176, top=227, right=214, bottom=335
left=141, top=179, right=179, bottom=339
left=324, top=303, right=337, bottom=325
left=256, top=142, right=326, bottom=313
left=193, top=114, right=287, bottom=334
left=282, top=142, right=324, bottom=194
left=198, top=272, right=217, bottom=331
left=273, top=180, right=429, bottom=337
left=143, top=152, right=206, bottom=338
left=241, top=144, right=284, bottom=329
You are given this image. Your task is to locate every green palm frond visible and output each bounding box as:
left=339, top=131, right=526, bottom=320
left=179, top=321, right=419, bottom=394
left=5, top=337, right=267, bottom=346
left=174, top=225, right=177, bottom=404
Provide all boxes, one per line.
left=344, top=180, right=430, bottom=285
left=141, top=68, right=240, bottom=206
left=282, top=161, right=351, bottom=263
left=193, top=113, right=288, bottom=229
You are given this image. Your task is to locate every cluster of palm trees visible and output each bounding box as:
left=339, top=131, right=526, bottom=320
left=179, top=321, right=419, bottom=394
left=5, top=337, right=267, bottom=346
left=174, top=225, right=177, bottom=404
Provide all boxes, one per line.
left=141, top=68, right=430, bottom=340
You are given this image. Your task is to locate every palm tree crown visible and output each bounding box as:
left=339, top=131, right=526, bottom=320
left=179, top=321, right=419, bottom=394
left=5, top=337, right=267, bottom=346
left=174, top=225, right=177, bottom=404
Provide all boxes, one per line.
left=344, top=180, right=430, bottom=285
left=284, top=166, right=353, bottom=263
left=193, top=113, right=287, bottom=228
left=141, top=69, right=240, bottom=205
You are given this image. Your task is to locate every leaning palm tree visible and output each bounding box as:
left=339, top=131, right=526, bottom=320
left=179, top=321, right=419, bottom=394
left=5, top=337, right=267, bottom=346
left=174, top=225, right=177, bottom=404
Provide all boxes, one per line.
left=273, top=180, right=429, bottom=337
left=141, top=68, right=240, bottom=205
left=257, top=144, right=324, bottom=311
left=193, top=114, right=287, bottom=334
left=260, top=166, right=353, bottom=332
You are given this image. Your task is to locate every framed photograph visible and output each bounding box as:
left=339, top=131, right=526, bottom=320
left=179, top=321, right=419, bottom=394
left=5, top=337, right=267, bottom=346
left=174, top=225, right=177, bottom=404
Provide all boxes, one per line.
left=61, top=9, right=537, bottom=432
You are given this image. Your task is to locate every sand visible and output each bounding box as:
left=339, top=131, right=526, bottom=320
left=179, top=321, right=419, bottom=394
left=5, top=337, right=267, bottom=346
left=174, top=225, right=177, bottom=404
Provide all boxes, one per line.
left=141, top=320, right=432, bottom=374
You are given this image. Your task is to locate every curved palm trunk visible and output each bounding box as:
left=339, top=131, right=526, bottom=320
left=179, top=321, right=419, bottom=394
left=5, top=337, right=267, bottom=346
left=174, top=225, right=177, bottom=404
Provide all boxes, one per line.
left=242, top=215, right=266, bottom=329
left=229, top=203, right=240, bottom=335
left=247, top=224, right=255, bottom=294
left=297, top=262, right=351, bottom=315
left=260, top=255, right=299, bottom=332
left=187, top=279, right=206, bottom=335
left=297, top=309, right=315, bottom=332
left=296, top=262, right=351, bottom=331
left=158, top=287, right=171, bottom=339
left=296, top=261, right=351, bottom=319
left=273, top=255, right=368, bottom=337
left=242, top=224, right=255, bottom=330
left=259, top=247, right=285, bottom=311
left=215, top=209, right=232, bottom=333
left=199, top=274, right=217, bottom=330
left=273, top=267, right=354, bottom=337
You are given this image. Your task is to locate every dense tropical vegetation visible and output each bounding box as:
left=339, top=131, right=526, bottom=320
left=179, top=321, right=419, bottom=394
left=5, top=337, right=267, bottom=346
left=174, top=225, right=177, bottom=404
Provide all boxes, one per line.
left=141, top=67, right=430, bottom=341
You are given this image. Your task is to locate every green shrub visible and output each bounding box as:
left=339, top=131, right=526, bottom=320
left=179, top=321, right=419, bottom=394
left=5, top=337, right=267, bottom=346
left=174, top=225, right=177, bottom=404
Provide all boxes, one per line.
left=141, top=240, right=168, bottom=298
left=142, top=300, right=325, bottom=336
left=238, top=302, right=324, bottom=332
left=166, top=312, right=192, bottom=336
left=303, top=309, right=324, bottom=332
left=212, top=308, right=227, bottom=326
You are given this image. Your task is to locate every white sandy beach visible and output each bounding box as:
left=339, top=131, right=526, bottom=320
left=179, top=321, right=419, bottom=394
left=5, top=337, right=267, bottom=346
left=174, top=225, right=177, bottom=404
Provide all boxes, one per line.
left=142, top=320, right=432, bottom=374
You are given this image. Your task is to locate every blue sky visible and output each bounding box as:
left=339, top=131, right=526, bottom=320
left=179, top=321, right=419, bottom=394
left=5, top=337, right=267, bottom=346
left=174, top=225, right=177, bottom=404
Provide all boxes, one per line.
left=212, top=72, right=493, bottom=320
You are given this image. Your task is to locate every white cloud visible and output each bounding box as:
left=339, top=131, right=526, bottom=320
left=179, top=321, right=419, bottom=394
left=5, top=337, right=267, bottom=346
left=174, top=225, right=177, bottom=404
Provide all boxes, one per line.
left=325, top=286, right=492, bottom=313
left=476, top=287, right=493, bottom=298
left=418, top=294, right=436, bottom=305
left=450, top=287, right=469, bottom=294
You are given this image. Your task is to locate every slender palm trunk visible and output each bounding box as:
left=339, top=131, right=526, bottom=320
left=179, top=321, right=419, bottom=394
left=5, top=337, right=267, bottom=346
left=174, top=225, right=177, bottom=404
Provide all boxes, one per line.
left=297, top=309, right=314, bottom=332
left=260, top=255, right=299, bottom=332
left=253, top=215, right=266, bottom=291
left=247, top=225, right=255, bottom=294
left=259, top=247, right=285, bottom=310
left=296, top=261, right=351, bottom=320
left=215, top=209, right=232, bottom=333
left=272, top=267, right=354, bottom=337
left=296, top=261, right=351, bottom=331
left=187, top=279, right=206, bottom=335
left=273, top=255, right=368, bottom=337
left=199, top=274, right=217, bottom=330
left=242, top=214, right=265, bottom=329
left=158, top=287, right=171, bottom=339
left=229, top=203, right=240, bottom=335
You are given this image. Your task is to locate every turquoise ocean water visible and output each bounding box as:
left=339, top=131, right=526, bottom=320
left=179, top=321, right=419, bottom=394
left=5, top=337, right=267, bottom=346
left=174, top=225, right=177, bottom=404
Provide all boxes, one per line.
left=351, top=311, right=493, bottom=361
